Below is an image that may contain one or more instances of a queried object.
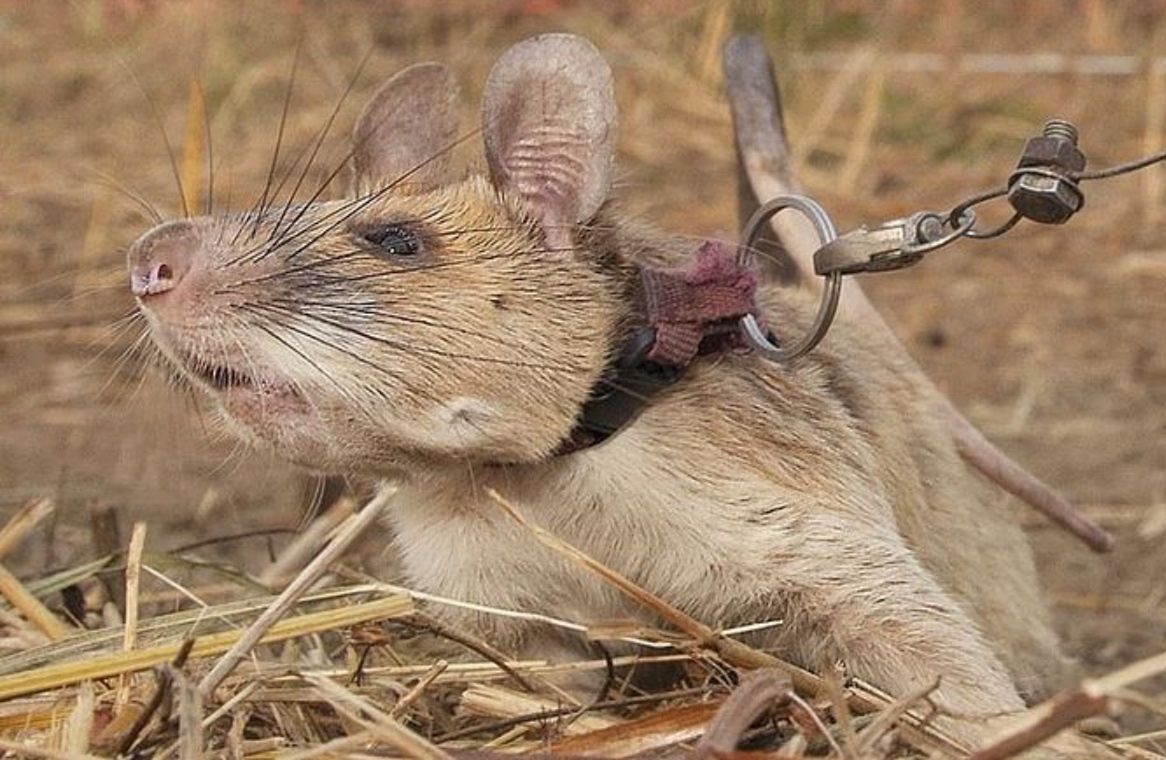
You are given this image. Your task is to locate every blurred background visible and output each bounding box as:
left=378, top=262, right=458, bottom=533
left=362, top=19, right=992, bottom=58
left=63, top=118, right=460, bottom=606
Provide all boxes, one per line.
left=1, top=0, right=1164, bottom=694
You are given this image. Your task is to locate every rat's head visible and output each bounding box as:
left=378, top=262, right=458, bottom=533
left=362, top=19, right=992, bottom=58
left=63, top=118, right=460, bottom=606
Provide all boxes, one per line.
left=129, top=34, right=631, bottom=476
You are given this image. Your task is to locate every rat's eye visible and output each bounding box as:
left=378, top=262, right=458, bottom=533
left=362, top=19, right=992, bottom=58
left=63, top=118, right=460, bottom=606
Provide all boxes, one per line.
left=361, top=224, right=420, bottom=258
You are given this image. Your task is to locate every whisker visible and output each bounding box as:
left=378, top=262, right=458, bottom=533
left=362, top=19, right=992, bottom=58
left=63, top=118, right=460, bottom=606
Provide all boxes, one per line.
left=122, top=61, right=190, bottom=219
left=239, top=303, right=410, bottom=383
left=84, top=168, right=164, bottom=224
left=195, top=80, right=215, bottom=217
left=251, top=321, right=381, bottom=424
left=266, top=294, right=577, bottom=360
left=247, top=300, right=585, bottom=373
left=269, top=46, right=374, bottom=244
left=239, top=39, right=303, bottom=245
left=257, top=126, right=484, bottom=264
left=98, top=323, right=153, bottom=399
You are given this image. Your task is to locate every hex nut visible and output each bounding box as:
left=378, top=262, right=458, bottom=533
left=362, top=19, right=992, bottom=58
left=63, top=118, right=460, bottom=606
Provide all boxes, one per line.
left=1007, top=174, right=1083, bottom=225
left=1016, top=135, right=1087, bottom=173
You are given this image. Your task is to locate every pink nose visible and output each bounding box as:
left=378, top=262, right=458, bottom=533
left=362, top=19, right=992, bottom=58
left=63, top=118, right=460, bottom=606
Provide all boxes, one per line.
left=128, top=221, right=198, bottom=298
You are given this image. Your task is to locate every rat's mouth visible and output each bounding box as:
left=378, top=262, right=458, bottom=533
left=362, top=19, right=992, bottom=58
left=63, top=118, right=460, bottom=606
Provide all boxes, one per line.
left=177, top=353, right=309, bottom=416
left=193, top=362, right=255, bottom=391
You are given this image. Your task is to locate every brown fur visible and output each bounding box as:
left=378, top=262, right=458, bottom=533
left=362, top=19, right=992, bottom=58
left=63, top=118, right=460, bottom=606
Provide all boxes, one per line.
left=128, top=34, right=1089, bottom=752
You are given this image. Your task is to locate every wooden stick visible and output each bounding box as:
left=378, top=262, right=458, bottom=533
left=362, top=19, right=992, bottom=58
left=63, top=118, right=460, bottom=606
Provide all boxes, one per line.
left=968, top=684, right=1108, bottom=760
left=721, top=33, right=1113, bottom=553
left=90, top=502, right=126, bottom=612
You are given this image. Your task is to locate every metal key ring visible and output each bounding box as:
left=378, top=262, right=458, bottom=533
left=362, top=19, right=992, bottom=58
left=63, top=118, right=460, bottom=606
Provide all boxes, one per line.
left=738, top=195, right=841, bottom=363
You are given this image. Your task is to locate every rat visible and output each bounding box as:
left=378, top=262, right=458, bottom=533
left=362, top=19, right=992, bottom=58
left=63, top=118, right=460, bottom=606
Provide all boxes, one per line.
left=128, top=33, right=1085, bottom=748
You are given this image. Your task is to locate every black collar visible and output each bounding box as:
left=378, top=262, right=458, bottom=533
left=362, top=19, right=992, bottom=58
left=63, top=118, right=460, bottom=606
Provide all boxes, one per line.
left=553, top=326, right=684, bottom=455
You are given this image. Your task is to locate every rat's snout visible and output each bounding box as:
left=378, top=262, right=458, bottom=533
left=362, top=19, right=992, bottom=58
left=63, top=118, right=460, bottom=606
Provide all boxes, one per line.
left=128, top=220, right=199, bottom=299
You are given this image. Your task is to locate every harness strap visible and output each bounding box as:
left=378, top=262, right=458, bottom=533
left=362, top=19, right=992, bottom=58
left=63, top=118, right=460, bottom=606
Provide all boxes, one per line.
left=558, top=240, right=761, bottom=454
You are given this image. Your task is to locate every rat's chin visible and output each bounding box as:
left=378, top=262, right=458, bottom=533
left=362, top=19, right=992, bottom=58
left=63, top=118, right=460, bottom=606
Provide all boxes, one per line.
left=216, top=381, right=311, bottom=421
left=201, top=381, right=390, bottom=475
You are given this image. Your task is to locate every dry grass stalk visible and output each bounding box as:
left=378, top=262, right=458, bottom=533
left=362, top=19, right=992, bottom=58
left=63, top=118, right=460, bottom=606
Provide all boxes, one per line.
left=265, top=652, right=693, bottom=690
left=0, top=737, right=104, bottom=760
left=550, top=700, right=726, bottom=758
left=401, top=613, right=540, bottom=695
left=181, top=78, right=207, bottom=218
left=459, top=683, right=620, bottom=735
left=390, top=659, right=448, bottom=719
left=0, top=562, right=70, bottom=642
left=820, top=662, right=859, bottom=759
left=278, top=731, right=375, bottom=760
left=63, top=680, right=95, bottom=755
left=0, top=594, right=411, bottom=701
left=0, top=702, right=69, bottom=733
left=792, top=48, right=875, bottom=176
left=853, top=677, right=941, bottom=756
left=123, top=522, right=147, bottom=655
left=838, top=60, right=887, bottom=191
left=307, top=673, right=452, bottom=760
left=693, top=667, right=793, bottom=755
left=116, top=521, right=147, bottom=709
left=1143, top=29, right=1166, bottom=232
left=969, top=647, right=1166, bottom=759
left=259, top=497, right=355, bottom=589
left=197, top=487, right=394, bottom=699
left=0, top=498, right=53, bottom=560
left=154, top=681, right=263, bottom=760
left=176, top=668, right=205, bottom=760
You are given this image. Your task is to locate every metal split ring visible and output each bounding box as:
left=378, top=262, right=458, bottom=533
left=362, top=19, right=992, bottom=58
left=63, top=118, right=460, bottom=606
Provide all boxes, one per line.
left=738, top=195, right=842, bottom=363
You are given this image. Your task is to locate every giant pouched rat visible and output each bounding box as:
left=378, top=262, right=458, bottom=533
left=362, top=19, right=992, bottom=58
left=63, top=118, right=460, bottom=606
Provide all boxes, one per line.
left=128, top=33, right=1082, bottom=747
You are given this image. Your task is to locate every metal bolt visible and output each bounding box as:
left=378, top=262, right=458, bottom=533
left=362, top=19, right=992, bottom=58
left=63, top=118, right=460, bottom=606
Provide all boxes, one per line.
left=914, top=213, right=946, bottom=245
left=1008, top=119, right=1086, bottom=224
left=1043, top=118, right=1078, bottom=145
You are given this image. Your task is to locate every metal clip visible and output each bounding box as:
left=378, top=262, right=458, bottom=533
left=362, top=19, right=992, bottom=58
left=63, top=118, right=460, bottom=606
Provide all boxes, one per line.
left=813, top=219, right=914, bottom=276
left=738, top=199, right=974, bottom=364
left=812, top=211, right=975, bottom=277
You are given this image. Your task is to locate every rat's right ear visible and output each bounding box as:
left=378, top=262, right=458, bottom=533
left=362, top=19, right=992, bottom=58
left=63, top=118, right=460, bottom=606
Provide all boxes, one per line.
left=352, top=62, right=460, bottom=196
left=483, top=34, right=616, bottom=251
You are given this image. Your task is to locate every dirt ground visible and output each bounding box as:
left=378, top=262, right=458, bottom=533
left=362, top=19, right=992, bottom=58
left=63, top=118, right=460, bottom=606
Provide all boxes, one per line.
left=1, top=0, right=1164, bottom=730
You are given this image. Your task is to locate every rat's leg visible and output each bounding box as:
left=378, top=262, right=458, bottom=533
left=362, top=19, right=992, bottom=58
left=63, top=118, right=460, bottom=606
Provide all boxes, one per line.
left=770, top=514, right=1025, bottom=739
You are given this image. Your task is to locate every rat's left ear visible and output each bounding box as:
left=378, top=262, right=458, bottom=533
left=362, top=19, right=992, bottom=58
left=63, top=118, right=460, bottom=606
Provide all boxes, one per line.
left=482, top=34, right=617, bottom=251
left=352, top=62, right=460, bottom=196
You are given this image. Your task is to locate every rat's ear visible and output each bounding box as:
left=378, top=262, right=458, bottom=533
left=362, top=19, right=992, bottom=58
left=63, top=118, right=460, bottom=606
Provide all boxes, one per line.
left=352, top=62, right=460, bottom=196
left=483, top=34, right=616, bottom=250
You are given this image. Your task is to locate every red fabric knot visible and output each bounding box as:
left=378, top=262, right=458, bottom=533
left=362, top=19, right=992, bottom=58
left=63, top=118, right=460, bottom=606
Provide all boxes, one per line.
left=640, top=240, right=761, bottom=367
